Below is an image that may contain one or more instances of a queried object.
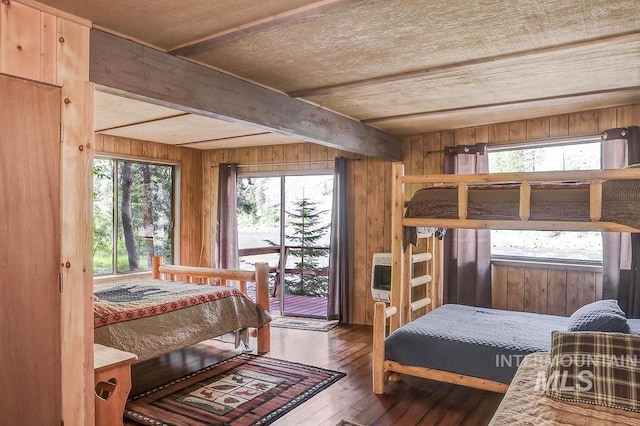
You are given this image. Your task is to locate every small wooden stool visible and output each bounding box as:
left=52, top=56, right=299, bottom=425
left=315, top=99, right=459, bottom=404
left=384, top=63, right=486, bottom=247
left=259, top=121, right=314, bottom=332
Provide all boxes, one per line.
left=94, top=344, right=137, bottom=426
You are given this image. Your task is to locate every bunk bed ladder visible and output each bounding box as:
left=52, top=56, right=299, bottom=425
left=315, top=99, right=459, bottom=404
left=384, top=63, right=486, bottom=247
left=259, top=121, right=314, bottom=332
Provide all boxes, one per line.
left=401, top=232, right=435, bottom=327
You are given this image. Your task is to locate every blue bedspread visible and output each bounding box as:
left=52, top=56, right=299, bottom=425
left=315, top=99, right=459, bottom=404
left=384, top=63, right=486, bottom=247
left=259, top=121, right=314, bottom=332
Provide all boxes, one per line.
left=385, top=304, right=569, bottom=384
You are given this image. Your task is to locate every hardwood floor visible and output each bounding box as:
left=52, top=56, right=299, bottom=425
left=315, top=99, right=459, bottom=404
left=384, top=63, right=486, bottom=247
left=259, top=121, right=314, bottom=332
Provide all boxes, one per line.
left=126, top=325, right=503, bottom=425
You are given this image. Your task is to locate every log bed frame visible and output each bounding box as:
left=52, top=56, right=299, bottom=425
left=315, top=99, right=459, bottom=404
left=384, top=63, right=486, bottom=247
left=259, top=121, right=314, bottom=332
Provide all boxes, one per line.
left=373, top=163, right=640, bottom=394
left=151, top=256, right=271, bottom=354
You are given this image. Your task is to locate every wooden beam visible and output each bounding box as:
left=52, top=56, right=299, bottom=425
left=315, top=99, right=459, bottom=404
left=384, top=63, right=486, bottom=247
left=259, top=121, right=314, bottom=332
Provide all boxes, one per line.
left=90, top=29, right=401, bottom=160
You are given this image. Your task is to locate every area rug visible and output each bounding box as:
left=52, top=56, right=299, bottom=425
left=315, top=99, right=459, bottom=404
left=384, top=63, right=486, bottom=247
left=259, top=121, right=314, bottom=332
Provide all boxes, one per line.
left=125, top=354, right=345, bottom=425
left=270, top=316, right=339, bottom=331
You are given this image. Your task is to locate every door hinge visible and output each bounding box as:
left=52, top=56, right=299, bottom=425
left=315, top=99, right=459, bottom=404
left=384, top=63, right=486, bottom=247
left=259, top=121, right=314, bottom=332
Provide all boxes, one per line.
left=58, top=273, right=64, bottom=292
left=60, top=122, right=64, bottom=142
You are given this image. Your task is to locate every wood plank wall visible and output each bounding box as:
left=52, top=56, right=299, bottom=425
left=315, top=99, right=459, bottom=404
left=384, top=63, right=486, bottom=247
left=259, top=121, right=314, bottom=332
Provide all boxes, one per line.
left=403, top=105, right=640, bottom=316
left=492, top=262, right=602, bottom=316
left=94, top=134, right=205, bottom=267
left=202, top=144, right=393, bottom=325
left=97, top=108, right=638, bottom=325
left=0, top=1, right=93, bottom=424
left=92, top=105, right=392, bottom=329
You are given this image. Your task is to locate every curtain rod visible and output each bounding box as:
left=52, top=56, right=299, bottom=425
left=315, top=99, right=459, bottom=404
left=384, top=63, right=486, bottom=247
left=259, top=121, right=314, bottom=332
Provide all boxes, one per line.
left=488, top=135, right=602, bottom=152
left=212, top=158, right=360, bottom=168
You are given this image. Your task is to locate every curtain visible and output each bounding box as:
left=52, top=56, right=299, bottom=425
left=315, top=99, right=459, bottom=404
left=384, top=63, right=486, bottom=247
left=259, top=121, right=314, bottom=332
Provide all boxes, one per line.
left=443, top=144, right=492, bottom=307
left=327, top=157, right=350, bottom=322
left=215, top=163, right=239, bottom=269
left=602, top=126, right=640, bottom=317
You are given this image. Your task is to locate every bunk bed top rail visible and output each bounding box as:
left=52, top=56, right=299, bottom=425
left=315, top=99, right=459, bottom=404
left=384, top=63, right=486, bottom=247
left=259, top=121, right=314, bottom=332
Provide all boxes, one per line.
left=399, top=166, right=640, bottom=233
left=402, top=167, right=640, bottom=185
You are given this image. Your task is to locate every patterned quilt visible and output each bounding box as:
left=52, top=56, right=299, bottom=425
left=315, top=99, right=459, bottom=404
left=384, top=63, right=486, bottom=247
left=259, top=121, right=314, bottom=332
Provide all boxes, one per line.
left=94, top=281, right=242, bottom=328
left=94, top=280, right=271, bottom=361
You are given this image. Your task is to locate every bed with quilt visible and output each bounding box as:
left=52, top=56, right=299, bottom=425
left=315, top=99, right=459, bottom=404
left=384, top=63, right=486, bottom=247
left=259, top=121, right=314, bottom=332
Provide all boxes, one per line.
left=490, top=332, right=640, bottom=425
left=93, top=259, right=271, bottom=361
left=376, top=300, right=638, bottom=393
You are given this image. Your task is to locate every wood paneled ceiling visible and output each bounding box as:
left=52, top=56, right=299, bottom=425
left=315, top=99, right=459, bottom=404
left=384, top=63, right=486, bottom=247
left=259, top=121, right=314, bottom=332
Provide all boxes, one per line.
left=43, top=0, right=640, bottom=148
left=95, top=92, right=303, bottom=149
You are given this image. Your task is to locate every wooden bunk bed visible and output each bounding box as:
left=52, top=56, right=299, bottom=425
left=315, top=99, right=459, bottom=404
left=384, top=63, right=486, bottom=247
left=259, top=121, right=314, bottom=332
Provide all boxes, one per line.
left=373, top=163, right=640, bottom=394
left=94, top=256, right=271, bottom=361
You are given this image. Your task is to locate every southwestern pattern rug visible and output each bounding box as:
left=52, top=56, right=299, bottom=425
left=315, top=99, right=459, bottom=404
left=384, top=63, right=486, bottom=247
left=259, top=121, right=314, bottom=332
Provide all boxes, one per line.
left=125, top=354, right=345, bottom=425
left=270, top=316, right=339, bottom=332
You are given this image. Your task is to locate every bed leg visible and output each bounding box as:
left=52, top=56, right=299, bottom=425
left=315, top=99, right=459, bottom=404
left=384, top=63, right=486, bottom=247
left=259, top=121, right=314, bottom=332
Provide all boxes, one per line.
left=373, top=302, right=387, bottom=394
left=255, top=262, right=271, bottom=354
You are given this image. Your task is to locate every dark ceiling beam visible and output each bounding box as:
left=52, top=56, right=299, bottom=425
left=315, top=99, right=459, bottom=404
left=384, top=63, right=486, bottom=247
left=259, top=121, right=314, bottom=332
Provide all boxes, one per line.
left=290, top=31, right=640, bottom=99
left=90, top=29, right=401, bottom=160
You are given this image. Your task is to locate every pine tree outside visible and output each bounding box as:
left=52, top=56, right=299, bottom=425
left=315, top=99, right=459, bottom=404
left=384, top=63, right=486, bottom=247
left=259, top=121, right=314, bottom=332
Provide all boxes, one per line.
left=279, top=196, right=330, bottom=297
left=237, top=174, right=333, bottom=317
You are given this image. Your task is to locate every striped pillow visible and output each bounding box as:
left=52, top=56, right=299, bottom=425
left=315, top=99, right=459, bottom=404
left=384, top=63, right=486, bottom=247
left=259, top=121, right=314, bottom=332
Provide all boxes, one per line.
left=545, top=331, right=640, bottom=412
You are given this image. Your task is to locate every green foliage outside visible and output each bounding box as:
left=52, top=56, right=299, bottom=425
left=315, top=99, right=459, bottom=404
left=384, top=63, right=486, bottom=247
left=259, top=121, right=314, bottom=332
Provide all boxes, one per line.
left=236, top=176, right=333, bottom=299
left=237, top=178, right=279, bottom=227
left=488, top=142, right=603, bottom=261
left=490, top=149, right=536, bottom=172
left=276, top=197, right=330, bottom=297
left=93, top=159, right=115, bottom=274
left=93, top=159, right=174, bottom=274
left=490, top=144, right=600, bottom=173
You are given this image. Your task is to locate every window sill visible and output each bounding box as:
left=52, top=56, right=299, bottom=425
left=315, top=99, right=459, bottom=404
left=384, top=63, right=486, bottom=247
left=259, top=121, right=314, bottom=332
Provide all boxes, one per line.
left=94, top=271, right=153, bottom=285
left=491, top=258, right=602, bottom=273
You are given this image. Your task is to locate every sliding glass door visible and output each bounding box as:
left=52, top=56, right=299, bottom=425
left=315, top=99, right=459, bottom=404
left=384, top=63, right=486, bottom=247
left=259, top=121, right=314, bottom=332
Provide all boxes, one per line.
left=237, top=174, right=333, bottom=318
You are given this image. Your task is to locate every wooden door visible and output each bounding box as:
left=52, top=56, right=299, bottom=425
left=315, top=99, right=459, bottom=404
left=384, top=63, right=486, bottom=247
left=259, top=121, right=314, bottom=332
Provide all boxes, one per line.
left=0, top=74, right=62, bottom=424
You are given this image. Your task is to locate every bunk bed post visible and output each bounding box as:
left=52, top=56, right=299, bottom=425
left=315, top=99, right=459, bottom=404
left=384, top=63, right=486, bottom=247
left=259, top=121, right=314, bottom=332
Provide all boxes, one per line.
left=434, top=237, right=444, bottom=309
left=152, top=255, right=162, bottom=279
left=390, top=162, right=405, bottom=332
left=401, top=245, right=412, bottom=326
left=255, top=262, right=271, bottom=354
left=372, top=301, right=387, bottom=394
left=427, top=236, right=435, bottom=312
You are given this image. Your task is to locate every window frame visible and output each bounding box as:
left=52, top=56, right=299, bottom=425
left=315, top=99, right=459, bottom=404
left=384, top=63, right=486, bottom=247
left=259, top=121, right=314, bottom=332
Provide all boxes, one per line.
left=486, top=135, right=604, bottom=266
left=93, top=153, right=180, bottom=277
left=236, top=169, right=334, bottom=314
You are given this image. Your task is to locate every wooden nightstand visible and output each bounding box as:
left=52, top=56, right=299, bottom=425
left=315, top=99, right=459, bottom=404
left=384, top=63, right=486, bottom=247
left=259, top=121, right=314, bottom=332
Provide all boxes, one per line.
left=94, top=344, right=137, bottom=426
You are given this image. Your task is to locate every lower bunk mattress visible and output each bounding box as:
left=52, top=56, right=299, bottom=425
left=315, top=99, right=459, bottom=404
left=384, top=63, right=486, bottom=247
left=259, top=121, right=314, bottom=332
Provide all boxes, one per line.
left=384, top=304, right=569, bottom=384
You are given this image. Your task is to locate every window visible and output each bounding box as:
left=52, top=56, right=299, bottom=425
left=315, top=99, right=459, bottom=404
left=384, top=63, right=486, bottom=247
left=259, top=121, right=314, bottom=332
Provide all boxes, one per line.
left=488, top=140, right=602, bottom=263
left=237, top=174, right=333, bottom=317
left=93, top=158, right=175, bottom=275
